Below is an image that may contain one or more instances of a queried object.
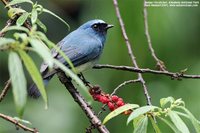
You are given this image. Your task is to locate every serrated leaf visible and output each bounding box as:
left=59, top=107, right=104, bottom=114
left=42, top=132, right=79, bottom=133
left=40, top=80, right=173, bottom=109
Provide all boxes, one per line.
left=28, top=38, right=53, bottom=68
left=6, top=0, right=33, bottom=7
left=158, top=116, right=181, bottom=133
left=16, top=12, right=29, bottom=26
left=31, top=8, right=37, bottom=24
left=149, top=116, right=161, bottom=133
left=42, top=8, right=70, bottom=30
left=127, top=106, right=158, bottom=124
left=2, top=25, right=29, bottom=33
left=18, top=50, right=48, bottom=109
left=0, top=38, right=15, bottom=46
left=160, top=97, right=175, bottom=108
left=8, top=8, right=26, bottom=19
left=36, top=19, right=47, bottom=32
left=133, top=115, right=148, bottom=133
left=179, top=106, right=200, bottom=133
left=168, top=111, right=190, bottom=133
left=103, top=104, right=139, bottom=124
left=8, top=51, right=27, bottom=117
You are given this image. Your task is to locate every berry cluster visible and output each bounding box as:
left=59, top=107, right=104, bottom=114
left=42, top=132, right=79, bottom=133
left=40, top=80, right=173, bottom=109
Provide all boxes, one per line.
left=89, top=86, right=132, bottom=115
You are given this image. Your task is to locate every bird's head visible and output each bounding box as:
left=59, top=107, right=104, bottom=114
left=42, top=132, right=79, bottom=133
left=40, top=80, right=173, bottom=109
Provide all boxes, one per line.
left=78, top=19, right=113, bottom=43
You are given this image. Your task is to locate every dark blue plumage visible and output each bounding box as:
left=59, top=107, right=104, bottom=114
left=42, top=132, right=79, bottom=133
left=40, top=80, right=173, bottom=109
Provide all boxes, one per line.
left=29, top=19, right=113, bottom=98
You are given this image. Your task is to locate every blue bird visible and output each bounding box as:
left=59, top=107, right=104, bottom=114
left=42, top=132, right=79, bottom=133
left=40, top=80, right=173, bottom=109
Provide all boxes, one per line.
left=29, top=19, right=113, bottom=98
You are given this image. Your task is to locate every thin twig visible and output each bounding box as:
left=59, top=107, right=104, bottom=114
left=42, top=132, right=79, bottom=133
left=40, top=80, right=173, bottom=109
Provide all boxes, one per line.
left=57, top=72, right=109, bottom=133
left=0, top=19, right=16, bottom=37
left=143, top=0, right=166, bottom=71
left=94, top=64, right=200, bottom=79
left=1, top=0, right=10, bottom=9
left=112, top=0, right=152, bottom=105
left=0, top=79, right=11, bottom=102
left=0, top=0, right=32, bottom=36
left=112, top=0, right=136, bottom=66
left=111, top=79, right=141, bottom=95
left=0, top=113, right=38, bottom=133
left=0, top=0, right=19, bottom=37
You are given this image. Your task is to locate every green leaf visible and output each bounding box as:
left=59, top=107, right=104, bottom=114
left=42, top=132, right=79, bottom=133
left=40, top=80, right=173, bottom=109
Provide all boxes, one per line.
left=14, top=33, right=28, bottom=42
left=158, top=116, right=181, bottom=133
left=16, top=12, right=29, bottom=26
left=133, top=115, right=148, bottom=133
left=174, top=111, right=190, bottom=119
left=149, top=116, right=162, bottom=133
left=8, top=51, right=27, bottom=117
left=18, top=50, right=48, bottom=109
left=174, top=98, right=185, bottom=106
left=179, top=106, right=200, bottom=133
left=6, top=0, right=33, bottom=7
left=36, top=19, right=47, bottom=32
left=160, top=97, right=175, bottom=108
left=127, top=106, right=158, bottom=124
left=8, top=8, right=26, bottom=19
left=42, top=9, right=70, bottom=30
left=36, top=32, right=76, bottom=73
left=0, top=38, right=15, bottom=46
left=103, top=104, right=139, bottom=124
left=168, top=110, right=190, bottom=133
left=31, top=8, right=37, bottom=24
left=28, top=38, right=53, bottom=68
left=2, top=25, right=29, bottom=33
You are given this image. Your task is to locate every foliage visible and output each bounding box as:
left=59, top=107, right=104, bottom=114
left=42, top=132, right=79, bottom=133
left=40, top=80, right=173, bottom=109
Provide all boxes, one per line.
left=0, top=0, right=200, bottom=133
left=103, top=97, right=200, bottom=133
left=0, top=0, right=86, bottom=116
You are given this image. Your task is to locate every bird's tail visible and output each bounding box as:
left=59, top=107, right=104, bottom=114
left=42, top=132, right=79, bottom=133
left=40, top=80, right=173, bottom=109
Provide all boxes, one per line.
left=28, top=75, right=54, bottom=98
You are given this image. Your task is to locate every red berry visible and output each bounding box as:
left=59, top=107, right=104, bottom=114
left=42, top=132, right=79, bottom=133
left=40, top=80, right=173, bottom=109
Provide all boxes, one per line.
left=116, top=100, right=125, bottom=107
left=100, top=96, right=109, bottom=104
left=118, top=98, right=123, bottom=102
left=111, top=95, right=119, bottom=102
left=93, top=94, right=101, bottom=101
left=108, top=102, right=115, bottom=111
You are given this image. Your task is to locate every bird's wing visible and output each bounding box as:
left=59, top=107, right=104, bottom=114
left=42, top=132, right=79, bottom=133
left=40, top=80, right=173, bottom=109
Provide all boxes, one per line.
left=40, top=34, right=102, bottom=78
left=56, top=39, right=102, bottom=67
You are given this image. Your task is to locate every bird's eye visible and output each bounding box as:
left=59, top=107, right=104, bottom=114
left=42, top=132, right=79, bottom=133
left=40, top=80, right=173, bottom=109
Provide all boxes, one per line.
left=93, top=24, right=98, bottom=29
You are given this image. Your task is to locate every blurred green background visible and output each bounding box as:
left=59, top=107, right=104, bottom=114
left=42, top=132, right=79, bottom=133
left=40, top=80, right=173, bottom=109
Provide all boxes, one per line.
left=0, top=0, right=200, bottom=132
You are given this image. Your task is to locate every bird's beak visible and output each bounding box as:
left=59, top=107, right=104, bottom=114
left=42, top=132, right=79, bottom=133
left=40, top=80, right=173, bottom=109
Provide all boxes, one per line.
left=106, top=24, right=114, bottom=30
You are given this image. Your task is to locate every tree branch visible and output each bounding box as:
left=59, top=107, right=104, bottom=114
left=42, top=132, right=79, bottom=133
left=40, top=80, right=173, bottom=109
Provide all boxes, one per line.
left=143, top=0, right=166, bottom=71
left=0, top=113, right=38, bottom=133
left=111, top=79, right=141, bottom=95
left=94, top=64, right=200, bottom=79
left=0, top=79, right=11, bottom=102
left=112, top=0, right=152, bottom=105
left=57, top=71, right=109, bottom=133
left=0, top=0, right=32, bottom=37
left=0, top=19, right=16, bottom=37
left=0, top=0, right=16, bottom=37
left=1, top=0, right=10, bottom=9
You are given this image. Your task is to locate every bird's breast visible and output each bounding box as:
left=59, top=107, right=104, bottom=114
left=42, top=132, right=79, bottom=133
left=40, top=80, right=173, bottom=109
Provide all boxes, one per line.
left=75, top=59, right=98, bottom=74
